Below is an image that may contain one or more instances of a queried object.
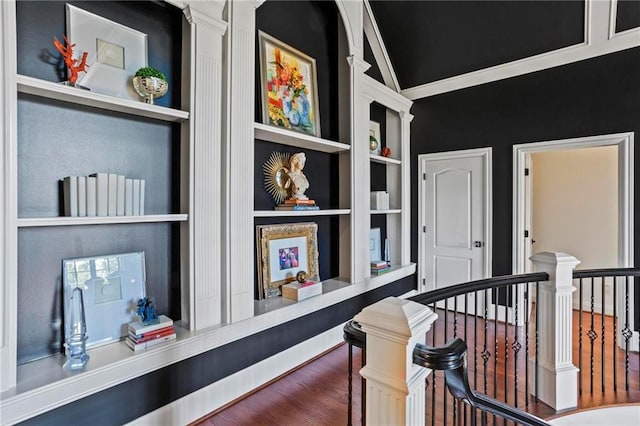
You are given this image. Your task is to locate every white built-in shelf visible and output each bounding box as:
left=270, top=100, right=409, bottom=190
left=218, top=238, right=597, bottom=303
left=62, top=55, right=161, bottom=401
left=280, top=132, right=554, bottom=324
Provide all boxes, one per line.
left=371, top=209, right=401, bottom=215
left=17, top=214, right=188, bottom=228
left=0, top=263, right=416, bottom=425
left=370, top=153, right=401, bottom=165
left=254, top=122, right=350, bottom=153
left=16, top=75, right=189, bottom=123
left=253, top=208, right=350, bottom=218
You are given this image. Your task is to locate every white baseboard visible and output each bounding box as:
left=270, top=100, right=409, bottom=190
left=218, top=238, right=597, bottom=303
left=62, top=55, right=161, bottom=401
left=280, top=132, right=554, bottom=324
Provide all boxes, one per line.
left=127, top=324, right=345, bottom=425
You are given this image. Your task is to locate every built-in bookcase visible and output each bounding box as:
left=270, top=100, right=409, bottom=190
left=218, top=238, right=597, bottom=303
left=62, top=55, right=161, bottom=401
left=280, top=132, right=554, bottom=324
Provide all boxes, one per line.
left=1, top=1, right=415, bottom=423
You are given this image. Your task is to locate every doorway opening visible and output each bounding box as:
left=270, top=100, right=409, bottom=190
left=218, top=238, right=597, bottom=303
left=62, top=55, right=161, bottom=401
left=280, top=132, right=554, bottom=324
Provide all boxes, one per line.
left=513, top=132, right=634, bottom=342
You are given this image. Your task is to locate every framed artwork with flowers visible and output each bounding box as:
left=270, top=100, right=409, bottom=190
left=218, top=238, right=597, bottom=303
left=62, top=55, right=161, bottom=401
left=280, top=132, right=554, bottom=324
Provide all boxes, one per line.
left=258, top=31, right=320, bottom=137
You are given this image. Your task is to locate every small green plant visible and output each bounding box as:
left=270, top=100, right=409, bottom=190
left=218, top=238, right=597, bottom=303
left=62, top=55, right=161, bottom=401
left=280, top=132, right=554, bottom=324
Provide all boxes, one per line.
left=135, top=66, right=167, bottom=82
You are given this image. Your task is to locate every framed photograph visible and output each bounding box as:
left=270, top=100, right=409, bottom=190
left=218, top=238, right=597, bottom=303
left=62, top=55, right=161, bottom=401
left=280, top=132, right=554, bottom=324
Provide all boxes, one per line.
left=62, top=252, right=146, bottom=349
left=66, top=4, right=148, bottom=100
left=370, top=228, right=382, bottom=262
left=369, top=120, right=382, bottom=155
left=256, top=222, right=319, bottom=299
left=258, top=31, right=320, bottom=137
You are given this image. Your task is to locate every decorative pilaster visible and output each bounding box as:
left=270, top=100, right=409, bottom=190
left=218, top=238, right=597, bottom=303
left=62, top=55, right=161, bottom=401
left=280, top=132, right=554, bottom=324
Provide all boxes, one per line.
left=355, top=297, right=438, bottom=425
left=224, top=0, right=261, bottom=322
left=530, top=251, right=580, bottom=410
left=183, top=1, right=226, bottom=329
left=347, top=55, right=372, bottom=282
left=398, top=111, right=413, bottom=266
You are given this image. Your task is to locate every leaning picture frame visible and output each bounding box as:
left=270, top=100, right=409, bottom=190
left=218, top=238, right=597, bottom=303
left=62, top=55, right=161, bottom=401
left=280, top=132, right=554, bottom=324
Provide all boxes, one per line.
left=256, top=222, right=319, bottom=299
left=258, top=31, right=321, bottom=137
left=66, top=4, right=148, bottom=100
left=62, top=252, right=146, bottom=349
left=370, top=227, right=382, bottom=262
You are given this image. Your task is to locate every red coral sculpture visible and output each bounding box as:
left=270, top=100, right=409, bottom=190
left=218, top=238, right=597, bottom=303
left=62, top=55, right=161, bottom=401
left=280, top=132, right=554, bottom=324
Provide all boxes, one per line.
left=53, top=35, right=88, bottom=85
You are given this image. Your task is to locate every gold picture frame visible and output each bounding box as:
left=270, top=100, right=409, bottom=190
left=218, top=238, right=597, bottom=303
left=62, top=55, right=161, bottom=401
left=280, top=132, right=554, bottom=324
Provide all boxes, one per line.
left=256, top=222, right=319, bottom=299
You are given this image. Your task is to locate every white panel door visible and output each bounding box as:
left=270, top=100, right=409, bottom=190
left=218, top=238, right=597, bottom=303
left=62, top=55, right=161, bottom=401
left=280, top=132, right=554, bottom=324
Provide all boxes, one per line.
left=423, top=155, right=486, bottom=292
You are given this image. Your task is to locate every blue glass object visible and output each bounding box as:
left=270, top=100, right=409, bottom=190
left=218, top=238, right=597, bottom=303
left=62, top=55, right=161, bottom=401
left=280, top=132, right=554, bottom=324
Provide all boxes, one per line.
left=137, top=297, right=159, bottom=325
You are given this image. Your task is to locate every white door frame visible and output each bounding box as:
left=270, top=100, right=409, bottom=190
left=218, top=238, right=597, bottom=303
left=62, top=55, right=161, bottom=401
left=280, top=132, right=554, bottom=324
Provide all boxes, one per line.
left=513, top=132, right=635, bottom=344
left=418, top=147, right=493, bottom=293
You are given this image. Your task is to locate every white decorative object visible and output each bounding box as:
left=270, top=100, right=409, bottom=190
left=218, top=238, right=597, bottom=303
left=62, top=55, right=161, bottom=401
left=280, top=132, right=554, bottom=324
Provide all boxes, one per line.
left=369, top=227, right=381, bottom=262
left=108, top=173, right=118, bottom=216
left=530, top=251, right=580, bottom=410
left=116, top=175, right=125, bottom=216
left=77, top=176, right=87, bottom=217
left=125, top=178, right=134, bottom=216
left=86, top=176, right=97, bottom=217
left=286, top=152, right=310, bottom=200
left=370, top=191, right=389, bottom=210
left=90, top=172, right=109, bottom=216
left=355, top=297, right=438, bottom=425
left=62, top=176, right=78, bottom=217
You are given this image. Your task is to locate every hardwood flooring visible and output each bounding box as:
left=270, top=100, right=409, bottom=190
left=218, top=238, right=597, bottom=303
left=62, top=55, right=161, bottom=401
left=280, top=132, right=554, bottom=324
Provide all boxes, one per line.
left=194, top=310, right=639, bottom=426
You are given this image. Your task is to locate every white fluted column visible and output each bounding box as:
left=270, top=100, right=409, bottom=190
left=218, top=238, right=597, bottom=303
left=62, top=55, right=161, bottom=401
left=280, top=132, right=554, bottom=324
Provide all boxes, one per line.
left=355, top=297, right=438, bottom=425
left=530, top=251, right=580, bottom=410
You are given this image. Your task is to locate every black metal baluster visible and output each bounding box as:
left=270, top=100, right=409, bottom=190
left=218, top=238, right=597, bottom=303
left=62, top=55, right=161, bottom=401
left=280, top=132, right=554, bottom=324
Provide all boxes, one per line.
left=503, top=286, right=509, bottom=426
left=579, top=277, right=583, bottom=395
left=444, top=298, right=449, bottom=426
left=362, top=348, right=366, bottom=426
left=624, top=277, right=631, bottom=392
left=474, top=290, right=479, bottom=425
left=613, top=275, right=618, bottom=392
left=590, top=277, right=596, bottom=394
left=525, top=282, right=530, bottom=410
left=535, top=281, right=540, bottom=402
left=464, top=292, right=468, bottom=426
left=494, top=288, right=498, bottom=425
left=431, top=303, right=437, bottom=426
left=482, top=289, right=489, bottom=426
left=347, top=343, right=353, bottom=426
left=601, top=277, right=606, bottom=393
left=513, top=283, right=520, bottom=409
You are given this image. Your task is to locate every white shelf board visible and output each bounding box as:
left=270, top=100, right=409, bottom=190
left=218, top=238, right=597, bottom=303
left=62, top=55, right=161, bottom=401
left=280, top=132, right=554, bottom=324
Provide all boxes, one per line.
left=0, top=263, right=416, bottom=425
left=254, top=122, right=350, bottom=153
left=370, top=153, right=401, bottom=165
left=253, top=209, right=350, bottom=218
left=16, top=75, right=189, bottom=123
left=17, top=214, right=188, bottom=227
left=371, top=209, right=401, bottom=215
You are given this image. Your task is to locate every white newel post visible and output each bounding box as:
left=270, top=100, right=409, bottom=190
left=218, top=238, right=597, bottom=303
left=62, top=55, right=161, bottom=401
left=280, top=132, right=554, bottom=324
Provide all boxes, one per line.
left=530, top=251, right=580, bottom=410
left=354, top=297, right=438, bottom=425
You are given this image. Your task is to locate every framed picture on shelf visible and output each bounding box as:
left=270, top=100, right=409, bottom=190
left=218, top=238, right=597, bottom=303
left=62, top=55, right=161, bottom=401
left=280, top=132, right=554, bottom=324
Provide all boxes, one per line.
left=256, top=222, right=319, bottom=299
left=369, top=121, right=382, bottom=155
left=370, top=227, right=382, bottom=262
left=258, top=31, right=320, bottom=137
left=62, top=252, right=146, bottom=349
left=66, top=4, right=148, bottom=100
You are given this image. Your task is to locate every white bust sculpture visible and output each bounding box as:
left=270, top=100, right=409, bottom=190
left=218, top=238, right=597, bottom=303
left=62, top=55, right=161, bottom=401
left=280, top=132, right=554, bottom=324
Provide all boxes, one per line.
left=286, top=152, right=310, bottom=199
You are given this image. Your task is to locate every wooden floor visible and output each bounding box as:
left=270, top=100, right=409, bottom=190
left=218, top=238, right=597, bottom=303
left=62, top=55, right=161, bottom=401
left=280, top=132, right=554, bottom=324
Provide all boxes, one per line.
left=194, top=310, right=639, bottom=426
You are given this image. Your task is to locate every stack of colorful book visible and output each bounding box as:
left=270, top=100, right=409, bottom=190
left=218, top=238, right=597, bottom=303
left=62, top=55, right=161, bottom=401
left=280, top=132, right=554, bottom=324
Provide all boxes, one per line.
left=126, top=315, right=176, bottom=352
left=371, top=260, right=391, bottom=275
left=275, top=198, right=319, bottom=211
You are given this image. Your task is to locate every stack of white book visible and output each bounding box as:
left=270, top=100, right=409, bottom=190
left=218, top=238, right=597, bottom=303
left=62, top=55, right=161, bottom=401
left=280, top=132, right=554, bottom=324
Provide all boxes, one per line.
left=62, top=173, right=145, bottom=217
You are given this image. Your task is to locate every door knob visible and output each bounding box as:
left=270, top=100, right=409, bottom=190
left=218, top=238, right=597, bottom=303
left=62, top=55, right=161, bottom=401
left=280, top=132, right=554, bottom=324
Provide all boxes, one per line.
left=474, top=241, right=483, bottom=248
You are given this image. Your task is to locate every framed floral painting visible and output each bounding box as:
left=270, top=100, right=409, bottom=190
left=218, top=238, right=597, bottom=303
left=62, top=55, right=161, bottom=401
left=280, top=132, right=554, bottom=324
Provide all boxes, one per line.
left=258, top=31, right=320, bottom=137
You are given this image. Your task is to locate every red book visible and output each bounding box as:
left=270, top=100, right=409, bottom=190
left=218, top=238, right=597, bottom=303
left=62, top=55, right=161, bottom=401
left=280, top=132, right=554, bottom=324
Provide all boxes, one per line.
left=129, top=326, right=175, bottom=343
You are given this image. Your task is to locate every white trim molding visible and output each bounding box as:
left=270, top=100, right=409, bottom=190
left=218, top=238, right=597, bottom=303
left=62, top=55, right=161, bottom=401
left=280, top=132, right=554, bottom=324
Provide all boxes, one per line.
left=402, top=0, right=640, bottom=100
left=363, top=0, right=401, bottom=92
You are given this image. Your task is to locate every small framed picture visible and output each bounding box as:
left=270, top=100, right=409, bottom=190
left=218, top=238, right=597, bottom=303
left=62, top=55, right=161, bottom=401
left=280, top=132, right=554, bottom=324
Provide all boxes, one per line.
left=369, top=120, right=381, bottom=155
left=258, top=31, right=321, bottom=137
left=256, top=222, right=320, bottom=299
left=370, top=227, right=382, bottom=262
left=66, top=4, right=148, bottom=100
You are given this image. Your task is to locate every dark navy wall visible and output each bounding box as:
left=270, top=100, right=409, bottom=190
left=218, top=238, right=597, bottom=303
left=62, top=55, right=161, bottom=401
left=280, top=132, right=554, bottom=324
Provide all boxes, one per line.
left=410, top=46, right=640, bottom=318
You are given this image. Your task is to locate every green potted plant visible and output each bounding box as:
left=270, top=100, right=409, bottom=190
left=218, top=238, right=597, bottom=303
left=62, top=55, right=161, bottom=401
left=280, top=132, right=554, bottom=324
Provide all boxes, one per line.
left=132, top=66, right=168, bottom=104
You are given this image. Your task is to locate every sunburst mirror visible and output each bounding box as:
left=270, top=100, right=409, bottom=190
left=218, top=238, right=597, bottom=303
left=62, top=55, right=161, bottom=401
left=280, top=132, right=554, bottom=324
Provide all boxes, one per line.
left=263, top=152, right=291, bottom=205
